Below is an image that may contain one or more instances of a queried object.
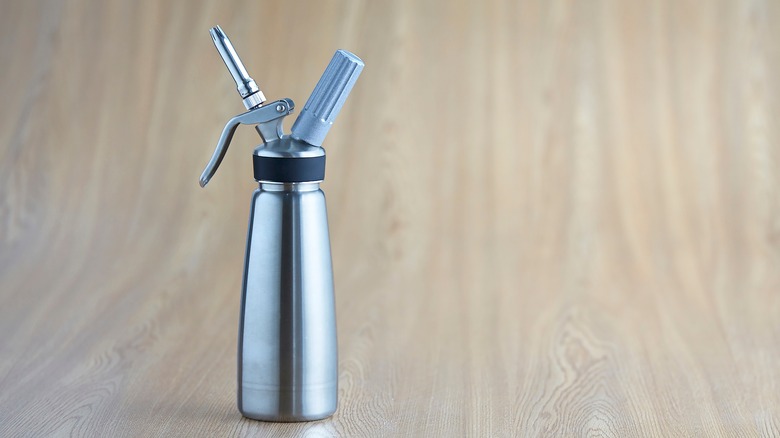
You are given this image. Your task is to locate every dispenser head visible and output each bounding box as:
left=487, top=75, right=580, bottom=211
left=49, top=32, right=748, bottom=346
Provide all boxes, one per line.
left=291, top=50, right=365, bottom=146
left=200, top=27, right=364, bottom=187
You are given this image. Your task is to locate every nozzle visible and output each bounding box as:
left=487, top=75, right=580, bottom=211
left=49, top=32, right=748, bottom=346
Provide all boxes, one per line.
left=210, top=26, right=266, bottom=109
left=291, top=50, right=364, bottom=146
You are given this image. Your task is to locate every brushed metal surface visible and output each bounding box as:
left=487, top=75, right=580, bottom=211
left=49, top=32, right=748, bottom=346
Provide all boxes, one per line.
left=238, top=182, right=337, bottom=421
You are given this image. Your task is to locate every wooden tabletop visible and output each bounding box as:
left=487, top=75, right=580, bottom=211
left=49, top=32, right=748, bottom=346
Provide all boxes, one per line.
left=2, top=1, right=779, bottom=436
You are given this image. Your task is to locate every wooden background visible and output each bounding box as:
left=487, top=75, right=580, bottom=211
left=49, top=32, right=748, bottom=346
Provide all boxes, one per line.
left=2, top=0, right=779, bottom=436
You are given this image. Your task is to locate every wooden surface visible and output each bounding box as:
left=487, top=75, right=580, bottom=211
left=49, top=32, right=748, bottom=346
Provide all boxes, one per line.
left=2, top=0, right=780, bottom=436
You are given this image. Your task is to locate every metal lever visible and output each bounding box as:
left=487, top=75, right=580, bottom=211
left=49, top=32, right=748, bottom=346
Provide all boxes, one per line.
left=210, top=26, right=266, bottom=109
left=199, top=99, right=294, bottom=187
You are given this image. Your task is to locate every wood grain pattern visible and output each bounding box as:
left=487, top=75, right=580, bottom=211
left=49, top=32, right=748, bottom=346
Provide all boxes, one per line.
left=1, top=0, right=780, bottom=436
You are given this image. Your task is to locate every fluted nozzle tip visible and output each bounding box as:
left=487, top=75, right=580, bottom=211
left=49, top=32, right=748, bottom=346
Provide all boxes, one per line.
left=209, top=25, right=265, bottom=109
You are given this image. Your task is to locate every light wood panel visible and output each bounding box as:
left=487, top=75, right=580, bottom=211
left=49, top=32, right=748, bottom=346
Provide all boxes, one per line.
left=2, top=0, right=780, bottom=436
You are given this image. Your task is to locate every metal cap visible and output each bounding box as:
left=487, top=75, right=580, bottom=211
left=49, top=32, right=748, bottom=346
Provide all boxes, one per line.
left=291, top=50, right=364, bottom=146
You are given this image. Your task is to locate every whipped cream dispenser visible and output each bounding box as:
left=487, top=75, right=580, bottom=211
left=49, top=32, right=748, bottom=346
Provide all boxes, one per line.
left=199, top=26, right=364, bottom=421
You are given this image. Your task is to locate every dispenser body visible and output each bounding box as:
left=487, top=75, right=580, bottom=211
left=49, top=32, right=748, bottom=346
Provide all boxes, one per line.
left=201, top=26, right=363, bottom=422
left=238, top=182, right=337, bottom=421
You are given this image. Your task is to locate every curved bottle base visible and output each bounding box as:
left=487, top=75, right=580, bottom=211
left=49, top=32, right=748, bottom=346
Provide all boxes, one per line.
left=239, top=383, right=337, bottom=422
left=239, top=411, right=336, bottom=423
